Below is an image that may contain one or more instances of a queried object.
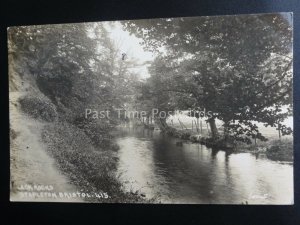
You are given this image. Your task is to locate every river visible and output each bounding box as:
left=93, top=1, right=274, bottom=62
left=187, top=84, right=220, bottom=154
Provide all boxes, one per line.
left=115, top=126, right=293, bottom=204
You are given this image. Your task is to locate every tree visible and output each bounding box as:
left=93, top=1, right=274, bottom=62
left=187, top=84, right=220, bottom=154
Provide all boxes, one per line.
left=122, top=13, right=293, bottom=143
left=8, top=22, right=140, bottom=146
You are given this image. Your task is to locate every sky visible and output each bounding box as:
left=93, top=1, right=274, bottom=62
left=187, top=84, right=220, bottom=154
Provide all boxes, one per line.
left=105, top=21, right=154, bottom=79
left=100, top=13, right=293, bottom=80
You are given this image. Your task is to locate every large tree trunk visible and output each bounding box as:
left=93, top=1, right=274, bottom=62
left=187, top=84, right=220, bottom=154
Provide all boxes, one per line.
left=223, top=120, right=230, bottom=141
left=208, top=117, right=219, bottom=139
left=157, top=118, right=168, bottom=130
left=221, top=120, right=234, bottom=149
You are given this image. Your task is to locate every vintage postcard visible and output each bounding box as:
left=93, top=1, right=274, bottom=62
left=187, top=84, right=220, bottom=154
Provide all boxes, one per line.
left=9, top=12, right=293, bottom=204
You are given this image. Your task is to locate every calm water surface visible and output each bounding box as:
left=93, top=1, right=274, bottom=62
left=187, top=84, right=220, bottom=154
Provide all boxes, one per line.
left=115, top=126, right=293, bottom=204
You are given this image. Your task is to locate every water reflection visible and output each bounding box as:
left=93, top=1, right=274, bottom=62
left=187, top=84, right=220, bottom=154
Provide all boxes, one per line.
left=116, top=126, right=293, bottom=204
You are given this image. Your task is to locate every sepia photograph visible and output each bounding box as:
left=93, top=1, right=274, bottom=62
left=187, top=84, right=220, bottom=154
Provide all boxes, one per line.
left=8, top=12, right=293, bottom=204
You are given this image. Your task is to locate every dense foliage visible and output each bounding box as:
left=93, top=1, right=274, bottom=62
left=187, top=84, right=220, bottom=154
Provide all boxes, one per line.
left=8, top=23, right=140, bottom=140
left=123, top=13, right=293, bottom=143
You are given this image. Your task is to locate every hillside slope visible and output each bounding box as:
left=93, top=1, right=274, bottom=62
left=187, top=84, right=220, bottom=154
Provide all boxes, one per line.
left=9, top=56, right=83, bottom=202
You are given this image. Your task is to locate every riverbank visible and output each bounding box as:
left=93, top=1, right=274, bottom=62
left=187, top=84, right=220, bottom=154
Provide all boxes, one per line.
left=237, top=138, right=293, bottom=162
left=158, top=124, right=293, bottom=162
left=162, top=125, right=234, bottom=148
left=41, top=121, right=150, bottom=203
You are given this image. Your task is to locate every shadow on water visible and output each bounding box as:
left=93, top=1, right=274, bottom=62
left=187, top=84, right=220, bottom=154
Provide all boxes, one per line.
left=115, top=126, right=293, bottom=204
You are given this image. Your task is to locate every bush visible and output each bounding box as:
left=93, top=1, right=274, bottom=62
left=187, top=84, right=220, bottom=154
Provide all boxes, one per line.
left=190, top=135, right=202, bottom=142
left=181, top=131, right=191, bottom=140
left=73, top=117, right=115, bottom=149
left=19, top=95, right=57, bottom=122
left=266, top=139, right=293, bottom=161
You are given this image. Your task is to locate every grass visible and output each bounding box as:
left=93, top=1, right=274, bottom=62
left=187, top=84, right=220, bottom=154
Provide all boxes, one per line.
left=41, top=121, right=154, bottom=203
left=235, top=137, right=293, bottom=162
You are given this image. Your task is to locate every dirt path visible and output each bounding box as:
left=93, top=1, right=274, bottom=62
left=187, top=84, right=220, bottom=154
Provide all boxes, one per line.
left=10, top=91, right=83, bottom=202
